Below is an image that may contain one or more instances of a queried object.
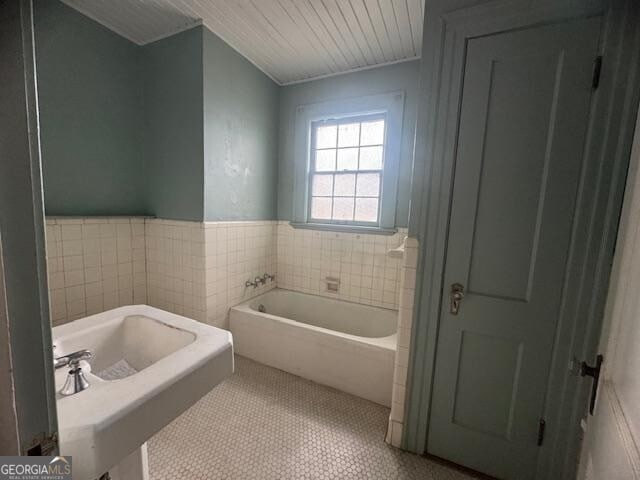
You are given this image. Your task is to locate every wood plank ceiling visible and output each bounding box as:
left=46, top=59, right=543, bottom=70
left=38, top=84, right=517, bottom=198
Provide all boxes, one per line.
left=61, top=0, right=424, bottom=85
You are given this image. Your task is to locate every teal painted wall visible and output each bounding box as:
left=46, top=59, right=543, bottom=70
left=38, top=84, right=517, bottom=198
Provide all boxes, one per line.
left=34, top=1, right=415, bottom=225
left=202, top=28, right=279, bottom=221
left=34, top=2, right=278, bottom=222
left=277, top=61, right=420, bottom=228
left=34, top=0, right=147, bottom=216
left=142, top=28, right=205, bottom=221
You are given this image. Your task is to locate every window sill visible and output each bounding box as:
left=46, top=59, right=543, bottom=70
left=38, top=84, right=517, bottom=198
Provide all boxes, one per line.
left=289, top=222, right=397, bottom=236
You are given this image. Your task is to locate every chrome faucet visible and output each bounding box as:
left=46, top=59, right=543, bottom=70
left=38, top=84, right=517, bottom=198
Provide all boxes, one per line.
left=55, top=349, right=93, bottom=396
left=246, top=274, right=275, bottom=289
left=263, top=273, right=275, bottom=283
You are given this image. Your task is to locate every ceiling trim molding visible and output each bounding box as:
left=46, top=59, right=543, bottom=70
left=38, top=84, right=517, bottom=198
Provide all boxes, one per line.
left=143, top=19, right=203, bottom=46
left=280, top=56, right=421, bottom=86
left=197, top=23, right=282, bottom=86
left=58, top=0, right=424, bottom=86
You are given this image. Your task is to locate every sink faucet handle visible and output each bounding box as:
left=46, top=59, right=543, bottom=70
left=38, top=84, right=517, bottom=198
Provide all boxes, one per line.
left=55, top=349, right=93, bottom=369
left=58, top=349, right=92, bottom=396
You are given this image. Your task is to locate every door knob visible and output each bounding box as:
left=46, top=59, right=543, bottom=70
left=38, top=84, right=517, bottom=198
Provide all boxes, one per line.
left=450, top=283, right=465, bottom=315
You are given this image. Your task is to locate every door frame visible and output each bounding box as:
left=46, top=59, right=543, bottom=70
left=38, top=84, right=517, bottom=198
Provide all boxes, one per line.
left=0, top=236, right=20, bottom=453
left=404, top=0, right=640, bottom=478
left=0, top=0, right=58, bottom=455
left=575, top=104, right=640, bottom=480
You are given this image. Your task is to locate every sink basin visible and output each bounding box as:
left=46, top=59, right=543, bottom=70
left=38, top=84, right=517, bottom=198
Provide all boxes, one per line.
left=52, top=305, right=234, bottom=480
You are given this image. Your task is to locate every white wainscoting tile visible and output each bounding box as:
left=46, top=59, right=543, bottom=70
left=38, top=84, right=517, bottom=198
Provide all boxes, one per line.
left=45, top=217, right=148, bottom=325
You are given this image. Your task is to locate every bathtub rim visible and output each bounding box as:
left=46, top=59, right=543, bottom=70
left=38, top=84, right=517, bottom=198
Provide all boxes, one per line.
left=230, top=288, right=398, bottom=351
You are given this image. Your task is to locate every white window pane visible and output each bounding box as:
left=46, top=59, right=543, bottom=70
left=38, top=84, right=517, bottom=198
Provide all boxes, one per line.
left=338, top=123, right=360, bottom=147
left=356, top=173, right=380, bottom=197
left=359, top=146, right=383, bottom=170
left=316, top=125, right=337, bottom=149
left=315, top=149, right=336, bottom=171
left=334, top=174, right=356, bottom=196
left=360, top=120, right=385, bottom=145
left=337, top=148, right=358, bottom=171
left=311, top=197, right=332, bottom=220
left=310, top=115, right=386, bottom=226
left=355, top=198, right=379, bottom=222
left=333, top=197, right=354, bottom=221
left=312, top=174, right=333, bottom=196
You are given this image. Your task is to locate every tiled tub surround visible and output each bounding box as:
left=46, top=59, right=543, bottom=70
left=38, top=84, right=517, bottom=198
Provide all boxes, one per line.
left=46, top=217, right=147, bottom=326
left=386, top=236, right=419, bottom=448
left=145, top=219, right=277, bottom=328
left=230, top=289, right=397, bottom=406
left=47, top=218, right=405, bottom=326
left=46, top=218, right=417, bottom=441
left=276, top=222, right=407, bottom=310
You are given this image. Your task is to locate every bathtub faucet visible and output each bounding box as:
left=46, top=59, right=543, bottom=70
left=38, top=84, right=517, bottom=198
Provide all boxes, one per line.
left=263, top=273, right=275, bottom=283
left=246, top=274, right=274, bottom=289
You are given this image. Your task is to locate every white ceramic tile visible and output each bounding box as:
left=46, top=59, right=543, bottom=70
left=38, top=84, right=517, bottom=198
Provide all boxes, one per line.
left=82, top=224, right=100, bottom=239
left=385, top=236, right=419, bottom=447
left=67, top=298, right=86, bottom=317
left=61, top=224, right=82, bottom=241
left=48, top=272, right=65, bottom=291
left=65, top=285, right=85, bottom=302
left=46, top=217, right=149, bottom=325
left=149, top=356, right=476, bottom=480
left=46, top=216, right=413, bottom=388
left=62, top=239, right=83, bottom=256
left=391, top=420, right=403, bottom=447
left=64, top=269, right=85, bottom=288
left=63, top=255, right=83, bottom=271
left=276, top=222, right=405, bottom=310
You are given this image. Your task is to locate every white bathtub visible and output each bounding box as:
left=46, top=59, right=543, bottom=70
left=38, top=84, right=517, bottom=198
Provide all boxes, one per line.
left=229, top=289, right=397, bottom=406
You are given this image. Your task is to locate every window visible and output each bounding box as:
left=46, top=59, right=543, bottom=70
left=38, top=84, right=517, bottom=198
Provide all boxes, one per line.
left=291, top=91, right=404, bottom=232
left=309, top=114, right=386, bottom=225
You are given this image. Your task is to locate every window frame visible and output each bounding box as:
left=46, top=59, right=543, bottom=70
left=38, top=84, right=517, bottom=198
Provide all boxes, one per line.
left=291, top=91, right=405, bottom=234
left=307, top=112, right=387, bottom=227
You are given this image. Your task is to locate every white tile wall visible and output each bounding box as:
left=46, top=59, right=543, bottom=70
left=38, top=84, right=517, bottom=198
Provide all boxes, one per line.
left=386, top=236, right=419, bottom=448
left=46, top=218, right=408, bottom=346
left=45, top=217, right=147, bottom=326
left=203, top=221, right=277, bottom=327
left=46, top=216, right=419, bottom=446
left=145, top=219, right=277, bottom=328
left=145, top=219, right=207, bottom=322
left=276, top=222, right=407, bottom=310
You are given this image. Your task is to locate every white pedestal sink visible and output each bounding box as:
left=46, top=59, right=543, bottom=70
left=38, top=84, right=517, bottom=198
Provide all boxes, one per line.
left=52, top=305, right=234, bottom=480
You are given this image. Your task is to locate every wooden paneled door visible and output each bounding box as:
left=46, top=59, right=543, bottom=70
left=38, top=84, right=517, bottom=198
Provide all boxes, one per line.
left=427, top=18, right=601, bottom=479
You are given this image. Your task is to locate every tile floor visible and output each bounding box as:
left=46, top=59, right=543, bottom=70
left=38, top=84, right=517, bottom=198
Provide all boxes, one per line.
left=148, top=355, right=478, bottom=480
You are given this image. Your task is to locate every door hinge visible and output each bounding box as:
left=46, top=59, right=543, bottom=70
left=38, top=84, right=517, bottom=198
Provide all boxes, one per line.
left=537, top=419, right=546, bottom=446
left=23, top=431, right=58, bottom=456
left=592, top=56, right=603, bottom=90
